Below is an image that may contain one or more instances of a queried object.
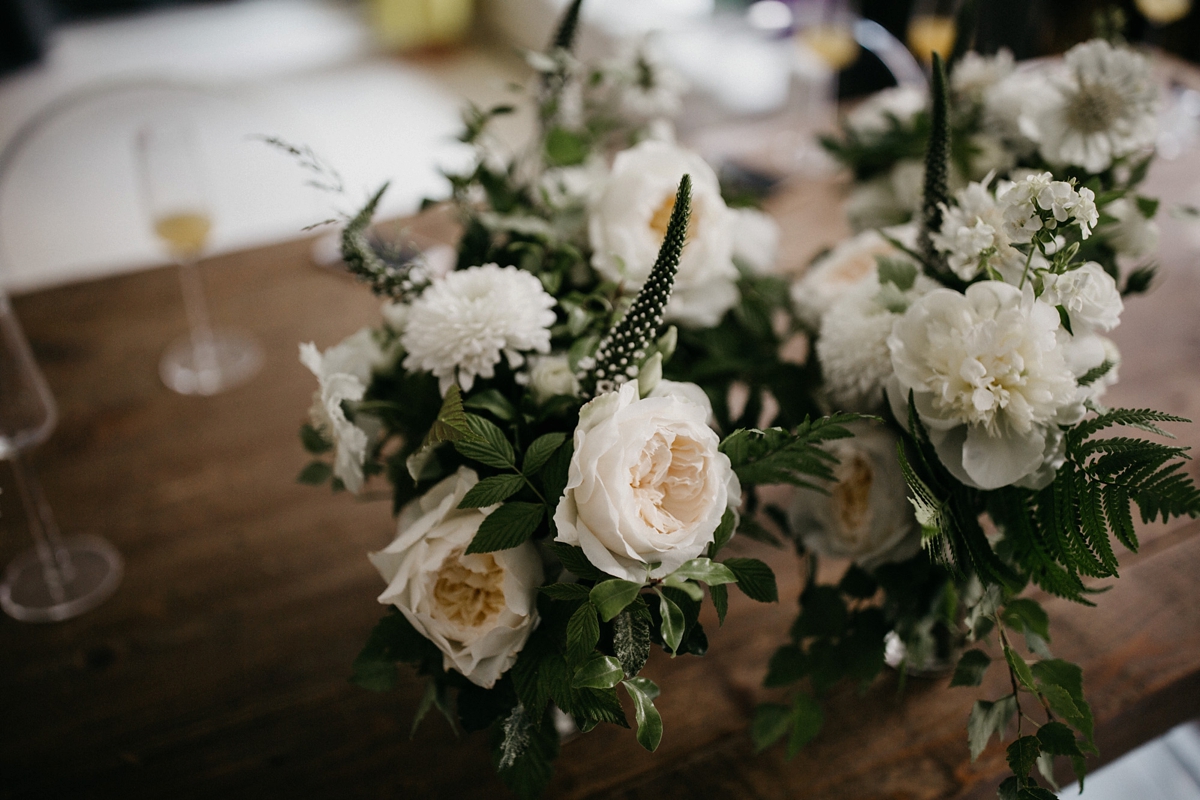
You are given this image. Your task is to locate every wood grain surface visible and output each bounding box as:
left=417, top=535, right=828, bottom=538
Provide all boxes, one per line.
left=2, top=126, right=1200, bottom=800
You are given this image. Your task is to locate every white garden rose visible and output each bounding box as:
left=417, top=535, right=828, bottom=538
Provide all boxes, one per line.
left=527, top=354, right=581, bottom=405
left=789, top=422, right=921, bottom=570
left=792, top=225, right=917, bottom=327
left=887, top=281, right=1081, bottom=490
left=553, top=382, right=740, bottom=582
left=589, top=139, right=739, bottom=328
left=369, top=468, right=543, bottom=689
left=1039, top=262, right=1123, bottom=334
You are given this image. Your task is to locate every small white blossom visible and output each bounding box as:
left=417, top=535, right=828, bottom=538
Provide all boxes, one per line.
left=527, top=354, right=581, bottom=405
left=402, top=264, right=556, bottom=395
left=300, top=341, right=378, bottom=494
left=597, top=41, right=688, bottom=123
left=1040, top=262, right=1124, bottom=334
left=933, top=176, right=1026, bottom=281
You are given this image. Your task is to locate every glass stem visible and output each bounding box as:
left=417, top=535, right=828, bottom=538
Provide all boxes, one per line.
left=10, top=452, right=74, bottom=602
left=177, top=259, right=221, bottom=392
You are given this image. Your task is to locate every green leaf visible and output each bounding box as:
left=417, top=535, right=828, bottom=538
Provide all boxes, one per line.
left=523, top=432, right=568, bottom=475
left=455, top=414, right=517, bottom=469
left=1016, top=788, right=1058, bottom=800
left=720, top=417, right=858, bottom=488
left=552, top=542, right=606, bottom=581
left=669, top=557, right=738, bottom=586
left=458, top=473, right=526, bottom=508
left=752, top=703, right=791, bottom=753
left=1004, top=646, right=1037, bottom=692
left=838, top=565, right=878, bottom=599
left=950, top=649, right=992, bottom=688
left=493, top=705, right=559, bottom=800
left=590, top=579, right=644, bottom=622
left=569, top=686, right=628, bottom=728
left=409, top=680, right=438, bottom=738
left=710, top=583, right=729, bottom=626
left=297, top=461, right=332, bottom=485
left=707, top=507, right=738, bottom=558
left=566, top=601, right=600, bottom=665
left=496, top=703, right=534, bottom=770
left=419, top=384, right=475, bottom=453
left=1006, top=735, right=1042, bottom=779
left=1057, top=304, right=1074, bottom=335
left=662, top=575, right=704, bottom=602
left=998, top=776, right=1020, bottom=800
left=787, top=692, right=824, bottom=758
left=764, top=644, right=807, bottom=688
left=1038, top=721, right=1088, bottom=784
left=613, top=603, right=651, bottom=677
left=968, top=695, right=1017, bottom=760
left=656, top=588, right=686, bottom=655
left=572, top=653, right=624, bottom=689
left=300, top=424, right=332, bottom=454
left=466, top=502, right=544, bottom=553
left=876, top=255, right=918, bottom=291
left=1030, top=659, right=1095, bottom=749
left=540, top=582, right=591, bottom=601
left=1003, top=598, right=1053, bottom=657
left=462, top=388, right=516, bottom=421
left=541, top=439, right=575, bottom=506
left=351, top=612, right=434, bottom=691
left=623, top=678, right=664, bottom=752
left=724, top=557, right=778, bottom=603
left=545, top=127, right=589, bottom=167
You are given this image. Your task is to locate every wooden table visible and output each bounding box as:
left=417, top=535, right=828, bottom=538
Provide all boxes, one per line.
left=3, top=153, right=1200, bottom=799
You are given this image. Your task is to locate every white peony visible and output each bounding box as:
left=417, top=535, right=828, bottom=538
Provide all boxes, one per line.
left=527, top=354, right=581, bottom=405
left=589, top=140, right=739, bottom=328
left=791, top=226, right=917, bottom=327
left=1023, top=40, right=1158, bottom=173
left=887, top=281, right=1081, bottom=490
left=952, top=49, right=1016, bottom=101
left=402, top=264, right=557, bottom=395
left=553, top=382, right=741, bottom=583
left=1039, top=262, right=1123, bottom=334
left=789, top=421, right=921, bottom=570
left=730, top=207, right=781, bottom=275
left=845, top=85, right=927, bottom=140
left=370, top=468, right=543, bottom=689
left=1101, top=197, right=1160, bottom=258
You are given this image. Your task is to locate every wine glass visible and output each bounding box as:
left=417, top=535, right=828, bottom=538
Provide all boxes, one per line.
left=0, top=291, right=124, bottom=622
left=134, top=119, right=262, bottom=396
left=786, top=0, right=860, bottom=175
left=907, top=0, right=961, bottom=67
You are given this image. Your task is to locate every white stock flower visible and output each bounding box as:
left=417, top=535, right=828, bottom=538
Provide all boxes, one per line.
left=952, top=49, right=1016, bottom=101
left=996, top=172, right=1097, bottom=243
left=845, top=85, right=927, bottom=140
left=1040, top=262, right=1123, bottom=334
left=792, top=226, right=915, bottom=327
left=1024, top=40, right=1158, bottom=173
left=553, top=382, right=740, bottom=583
left=589, top=140, right=739, bottom=328
left=402, top=264, right=557, bottom=395
left=1101, top=197, right=1160, bottom=258
left=887, top=281, right=1080, bottom=490
left=934, top=176, right=1026, bottom=281
left=300, top=340, right=378, bottom=494
left=730, top=207, right=780, bottom=275
left=527, top=354, right=581, bottom=404
left=370, top=468, right=543, bottom=688
left=789, top=422, right=921, bottom=570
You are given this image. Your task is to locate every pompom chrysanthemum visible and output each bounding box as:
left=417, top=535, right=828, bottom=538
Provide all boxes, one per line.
left=401, top=264, right=557, bottom=395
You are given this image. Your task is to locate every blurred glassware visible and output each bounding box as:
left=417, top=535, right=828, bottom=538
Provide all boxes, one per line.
left=135, top=120, right=262, bottom=396
left=907, top=0, right=961, bottom=66
left=0, top=291, right=124, bottom=622
left=368, top=0, right=474, bottom=52
left=1136, top=0, right=1192, bottom=25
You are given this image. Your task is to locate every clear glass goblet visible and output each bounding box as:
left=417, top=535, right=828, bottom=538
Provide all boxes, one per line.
left=0, top=292, right=124, bottom=622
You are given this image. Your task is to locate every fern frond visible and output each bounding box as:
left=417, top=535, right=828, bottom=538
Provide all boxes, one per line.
left=1067, top=408, right=1188, bottom=448
left=720, top=413, right=859, bottom=488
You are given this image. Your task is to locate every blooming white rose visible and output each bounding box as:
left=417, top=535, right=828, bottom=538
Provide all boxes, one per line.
left=527, top=354, right=581, bottom=405
left=1039, top=262, right=1123, bottom=334
left=887, top=281, right=1080, bottom=490
left=589, top=140, right=739, bottom=328
left=402, top=264, right=557, bottom=395
left=553, top=382, right=740, bottom=582
left=789, top=422, right=921, bottom=570
left=370, top=468, right=543, bottom=688
left=791, top=226, right=917, bottom=327
left=730, top=207, right=780, bottom=275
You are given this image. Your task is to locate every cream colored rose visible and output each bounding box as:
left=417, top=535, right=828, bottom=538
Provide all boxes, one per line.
left=791, top=225, right=917, bottom=328
left=589, top=139, right=739, bottom=328
left=553, top=382, right=740, bottom=583
left=527, top=354, right=581, bottom=405
left=789, top=422, right=921, bottom=569
left=369, top=468, right=543, bottom=688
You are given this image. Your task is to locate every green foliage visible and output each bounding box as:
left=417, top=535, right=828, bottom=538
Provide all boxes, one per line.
left=467, top=502, right=545, bottom=553
left=549, top=0, right=585, bottom=52
left=720, top=414, right=859, bottom=489
left=669, top=558, right=737, bottom=586
left=297, top=461, right=332, bottom=485
left=787, top=693, right=824, bottom=758
left=918, top=53, right=953, bottom=282
left=613, top=604, right=652, bottom=677
left=950, top=649, right=992, bottom=688
left=710, top=583, right=729, bottom=626
left=552, top=542, right=607, bottom=581
left=566, top=601, right=600, bottom=664
left=723, top=558, right=778, bottom=603
left=572, top=653, right=624, bottom=689
left=968, top=695, right=1017, bottom=760
left=623, top=678, right=664, bottom=752
left=300, top=423, right=332, bottom=454
left=590, top=579, right=645, bottom=621
left=455, top=414, right=517, bottom=469
left=340, top=183, right=431, bottom=300
left=458, top=473, right=526, bottom=508
left=706, top=508, right=738, bottom=559
left=523, top=432, right=568, bottom=475
left=654, top=588, right=686, bottom=655
left=351, top=611, right=441, bottom=692
left=492, top=705, right=560, bottom=800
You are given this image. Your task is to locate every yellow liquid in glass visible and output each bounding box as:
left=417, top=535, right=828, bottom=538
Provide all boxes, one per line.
left=1135, top=0, right=1191, bottom=24
left=907, top=15, right=956, bottom=65
left=800, top=25, right=860, bottom=71
left=154, top=213, right=211, bottom=260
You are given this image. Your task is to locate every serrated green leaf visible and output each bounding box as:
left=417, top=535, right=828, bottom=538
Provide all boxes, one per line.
left=724, top=557, right=778, bottom=602
left=669, top=557, right=738, bottom=586
left=752, top=703, right=791, bottom=753
left=787, top=692, right=824, bottom=758
left=950, top=648, right=992, bottom=688
left=466, top=502, right=544, bottom=553
left=662, top=575, right=704, bottom=602
left=1037, top=721, right=1083, bottom=756
left=552, top=542, right=606, bottom=581
left=541, top=438, right=575, bottom=507
left=1031, top=659, right=1095, bottom=749
left=297, top=461, right=333, bottom=485
left=655, top=588, right=686, bottom=655
left=462, top=388, right=517, bottom=421
left=566, top=601, right=600, bottom=665
left=539, top=582, right=592, bottom=601
left=968, top=695, right=1017, bottom=760
left=1007, top=735, right=1042, bottom=778
left=455, top=414, right=517, bottom=469
left=1004, top=646, right=1037, bottom=692
left=707, top=507, right=738, bottom=558
left=523, top=432, right=567, bottom=475
left=613, top=603, right=651, bottom=677
left=572, top=653, right=623, bottom=689
left=710, top=583, right=729, bottom=626
left=590, top=579, right=644, bottom=621
left=458, top=473, right=526, bottom=508
left=623, top=678, right=664, bottom=752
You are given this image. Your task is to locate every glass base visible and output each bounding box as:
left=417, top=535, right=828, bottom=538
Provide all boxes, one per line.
left=0, top=534, right=123, bottom=622
left=160, top=330, right=263, bottom=396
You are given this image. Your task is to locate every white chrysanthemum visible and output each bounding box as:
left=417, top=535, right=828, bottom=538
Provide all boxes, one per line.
left=402, top=264, right=556, bottom=395
left=589, top=139, right=739, bottom=328
left=933, top=176, right=1027, bottom=281
left=816, top=272, right=938, bottom=413
left=887, top=281, right=1081, bottom=490
left=952, top=49, right=1016, bottom=101
left=1101, top=197, right=1160, bottom=257
left=730, top=207, right=780, bottom=275
left=1024, top=40, right=1158, bottom=173
left=300, top=341, right=378, bottom=494
left=792, top=225, right=917, bottom=327
left=845, top=85, right=927, bottom=140
left=1040, top=262, right=1124, bottom=334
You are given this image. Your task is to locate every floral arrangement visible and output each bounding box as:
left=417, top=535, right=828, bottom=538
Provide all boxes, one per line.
left=294, top=2, right=849, bottom=795
left=760, top=42, right=1200, bottom=797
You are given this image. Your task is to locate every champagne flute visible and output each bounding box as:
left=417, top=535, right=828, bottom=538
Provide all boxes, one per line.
left=135, top=119, right=262, bottom=396
left=907, top=0, right=961, bottom=67
left=0, top=291, right=124, bottom=622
